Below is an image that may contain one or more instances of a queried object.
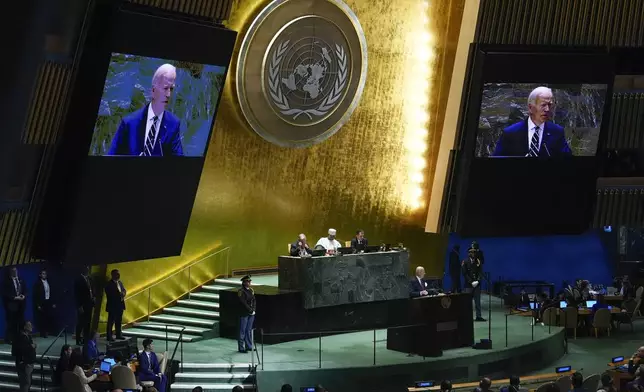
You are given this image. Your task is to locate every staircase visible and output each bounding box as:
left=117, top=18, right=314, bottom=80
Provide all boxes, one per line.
left=122, top=279, right=240, bottom=343
left=0, top=349, right=57, bottom=391
left=170, top=362, right=256, bottom=391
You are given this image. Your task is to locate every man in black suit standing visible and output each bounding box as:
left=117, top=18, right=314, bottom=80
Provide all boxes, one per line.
left=350, top=229, right=369, bottom=253
left=449, top=245, right=461, bottom=293
left=409, top=266, right=430, bottom=297
left=12, top=320, right=36, bottom=392
left=3, top=267, right=26, bottom=344
left=105, top=269, right=126, bottom=341
left=33, top=269, right=56, bottom=338
left=74, top=266, right=95, bottom=345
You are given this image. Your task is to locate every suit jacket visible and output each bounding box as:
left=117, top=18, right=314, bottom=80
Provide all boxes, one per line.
left=409, top=277, right=429, bottom=298
left=11, top=332, right=35, bottom=365
left=492, top=119, right=572, bottom=157
left=104, top=280, right=126, bottom=313
left=238, top=287, right=256, bottom=315
left=75, top=275, right=95, bottom=309
left=107, top=104, right=183, bottom=156
left=138, top=351, right=161, bottom=377
left=290, top=241, right=313, bottom=257
left=33, top=279, right=54, bottom=309
left=3, top=277, right=26, bottom=312
left=350, top=237, right=368, bottom=252
left=462, top=258, right=482, bottom=287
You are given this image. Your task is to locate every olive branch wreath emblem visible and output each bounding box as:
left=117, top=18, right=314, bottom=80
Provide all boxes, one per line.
left=268, top=40, right=348, bottom=120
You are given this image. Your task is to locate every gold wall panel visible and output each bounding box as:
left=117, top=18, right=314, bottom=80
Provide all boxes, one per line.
left=476, top=0, right=644, bottom=46
left=104, top=0, right=467, bottom=318
left=0, top=62, right=70, bottom=267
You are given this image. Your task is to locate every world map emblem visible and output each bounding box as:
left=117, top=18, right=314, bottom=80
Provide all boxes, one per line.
left=236, top=0, right=368, bottom=148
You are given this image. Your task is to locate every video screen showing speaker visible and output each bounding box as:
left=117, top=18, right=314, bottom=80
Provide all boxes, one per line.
left=88, top=53, right=226, bottom=157
left=475, top=83, right=607, bottom=158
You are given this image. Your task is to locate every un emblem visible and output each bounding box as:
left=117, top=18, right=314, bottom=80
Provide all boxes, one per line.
left=236, top=0, right=368, bottom=148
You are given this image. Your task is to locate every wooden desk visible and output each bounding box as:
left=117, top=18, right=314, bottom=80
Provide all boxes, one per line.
left=408, top=371, right=573, bottom=391
left=577, top=307, right=621, bottom=316
left=605, top=295, right=623, bottom=303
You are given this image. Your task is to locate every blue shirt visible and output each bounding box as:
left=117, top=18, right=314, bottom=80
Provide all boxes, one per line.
left=85, top=340, right=99, bottom=362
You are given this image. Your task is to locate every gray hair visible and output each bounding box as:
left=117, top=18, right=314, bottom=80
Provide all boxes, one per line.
left=527, top=86, right=552, bottom=106
left=415, top=266, right=425, bottom=274
left=152, top=63, right=177, bottom=87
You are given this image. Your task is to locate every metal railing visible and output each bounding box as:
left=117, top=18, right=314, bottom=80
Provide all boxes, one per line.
left=119, top=247, right=231, bottom=325
left=40, top=326, right=67, bottom=392
left=165, top=326, right=186, bottom=377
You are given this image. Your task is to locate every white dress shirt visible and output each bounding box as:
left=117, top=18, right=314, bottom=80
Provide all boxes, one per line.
left=13, top=277, right=20, bottom=295
left=43, top=279, right=50, bottom=300
left=73, top=365, right=97, bottom=392
left=315, top=237, right=342, bottom=251
left=527, top=117, right=544, bottom=153
left=145, top=105, right=165, bottom=147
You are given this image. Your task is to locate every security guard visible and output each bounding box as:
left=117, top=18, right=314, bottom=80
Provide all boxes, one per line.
left=237, top=275, right=256, bottom=353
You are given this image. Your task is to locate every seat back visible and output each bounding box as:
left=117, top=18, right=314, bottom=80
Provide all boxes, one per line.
left=535, top=382, right=556, bottom=392
left=582, top=374, right=600, bottom=391
left=559, top=307, right=578, bottom=327
left=111, top=365, right=138, bottom=389
left=61, top=371, right=86, bottom=392
left=287, top=243, right=291, bottom=254
left=542, top=308, right=558, bottom=326
left=555, top=375, right=570, bottom=392
left=636, top=286, right=643, bottom=300
left=593, top=308, right=611, bottom=328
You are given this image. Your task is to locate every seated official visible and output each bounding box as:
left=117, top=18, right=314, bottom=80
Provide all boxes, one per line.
left=138, top=338, right=167, bottom=392
left=499, top=375, right=521, bottom=392
left=518, top=290, right=530, bottom=307
left=290, top=234, right=312, bottom=257
left=598, top=374, right=617, bottom=392
left=410, top=266, right=430, bottom=297
left=350, top=230, right=368, bottom=253
left=84, top=331, right=103, bottom=364
left=440, top=380, right=452, bottom=392
left=628, top=347, right=644, bottom=388
left=474, top=377, right=492, bottom=392
left=620, top=276, right=636, bottom=300
left=571, top=372, right=586, bottom=392
left=315, top=228, right=342, bottom=255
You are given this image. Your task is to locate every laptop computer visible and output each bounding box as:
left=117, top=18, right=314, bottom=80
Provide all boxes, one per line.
left=559, top=300, right=567, bottom=308
left=586, top=300, right=597, bottom=308
left=529, top=302, right=540, bottom=310
left=100, top=358, right=116, bottom=373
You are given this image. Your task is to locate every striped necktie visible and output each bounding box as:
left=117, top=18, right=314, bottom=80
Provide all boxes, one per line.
left=144, top=116, right=159, bottom=156
left=529, top=126, right=540, bottom=157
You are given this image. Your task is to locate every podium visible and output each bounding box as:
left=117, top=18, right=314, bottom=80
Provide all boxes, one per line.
left=386, top=294, right=474, bottom=357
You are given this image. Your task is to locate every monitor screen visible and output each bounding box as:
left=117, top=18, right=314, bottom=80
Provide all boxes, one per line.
left=88, top=53, right=226, bottom=157
left=100, top=359, right=115, bottom=372
left=475, top=83, right=607, bottom=158
left=586, top=300, right=597, bottom=308
left=556, top=365, right=572, bottom=373
left=529, top=302, right=539, bottom=310
left=559, top=300, right=567, bottom=308
left=612, top=356, right=624, bottom=363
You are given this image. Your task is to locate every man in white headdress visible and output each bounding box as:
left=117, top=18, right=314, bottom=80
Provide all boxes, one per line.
left=315, top=228, right=342, bottom=255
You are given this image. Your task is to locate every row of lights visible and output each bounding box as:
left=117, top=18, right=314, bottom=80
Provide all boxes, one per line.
left=405, top=0, right=433, bottom=210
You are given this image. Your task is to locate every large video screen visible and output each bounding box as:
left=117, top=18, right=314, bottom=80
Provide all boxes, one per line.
left=475, top=83, right=607, bottom=158
left=88, top=53, right=226, bottom=157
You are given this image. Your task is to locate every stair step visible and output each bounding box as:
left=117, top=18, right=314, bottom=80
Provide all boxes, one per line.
left=177, top=299, right=220, bottom=310
left=189, top=292, right=220, bottom=301
left=202, top=285, right=236, bottom=293
left=0, top=360, right=51, bottom=374
left=175, top=372, right=253, bottom=383
left=213, top=278, right=243, bottom=288
left=164, top=307, right=219, bottom=319
left=0, top=382, right=58, bottom=391
left=133, top=322, right=210, bottom=336
left=0, top=370, right=53, bottom=383
left=122, top=328, right=202, bottom=342
left=170, top=383, right=254, bottom=391
left=150, top=314, right=217, bottom=328
left=0, top=351, right=56, bottom=361
left=181, top=363, right=252, bottom=372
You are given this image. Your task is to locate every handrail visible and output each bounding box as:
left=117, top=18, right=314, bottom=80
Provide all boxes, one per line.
left=165, top=326, right=186, bottom=385
left=40, top=326, right=67, bottom=392
left=124, top=246, right=231, bottom=300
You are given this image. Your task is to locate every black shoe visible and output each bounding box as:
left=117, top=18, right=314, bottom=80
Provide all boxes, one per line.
left=107, top=337, right=115, bottom=342
left=116, top=335, right=126, bottom=340
left=475, top=317, right=487, bottom=322
left=238, top=350, right=247, bottom=353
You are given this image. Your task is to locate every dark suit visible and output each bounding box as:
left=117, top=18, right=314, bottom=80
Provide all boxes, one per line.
left=3, top=277, right=26, bottom=344
left=409, top=277, right=429, bottom=298
left=33, top=279, right=55, bottom=337
left=290, top=242, right=313, bottom=257
left=138, top=351, right=167, bottom=391
left=107, top=104, right=183, bottom=156
left=492, top=120, right=572, bottom=157
left=104, top=280, right=126, bottom=340
left=449, top=249, right=461, bottom=293
left=462, top=257, right=483, bottom=318
left=350, top=237, right=368, bottom=252
left=74, top=274, right=95, bottom=344
left=12, top=331, right=35, bottom=392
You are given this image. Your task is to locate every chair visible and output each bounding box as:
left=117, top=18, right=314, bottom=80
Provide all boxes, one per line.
left=559, top=307, right=579, bottom=339
left=592, top=308, right=612, bottom=337
left=61, top=371, right=85, bottom=392
left=636, top=286, right=643, bottom=300
left=582, top=374, right=601, bottom=391
left=111, top=365, right=138, bottom=390
left=535, top=382, right=556, bottom=392
left=542, top=308, right=558, bottom=326
left=618, top=299, right=640, bottom=331
left=555, top=375, right=570, bottom=392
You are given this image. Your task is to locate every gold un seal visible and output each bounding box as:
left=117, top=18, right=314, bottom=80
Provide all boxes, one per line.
left=236, top=0, right=368, bottom=148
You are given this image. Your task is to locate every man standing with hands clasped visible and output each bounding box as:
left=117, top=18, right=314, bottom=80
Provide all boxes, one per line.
left=463, top=248, right=486, bottom=322
left=237, top=275, right=256, bottom=353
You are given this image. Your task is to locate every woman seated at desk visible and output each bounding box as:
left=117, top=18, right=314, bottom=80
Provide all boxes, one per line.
left=70, top=349, right=98, bottom=392
left=53, top=344, right=72, bottom=385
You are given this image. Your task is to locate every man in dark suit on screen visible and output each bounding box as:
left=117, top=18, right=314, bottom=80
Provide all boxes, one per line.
left=492, top=86, right=572, bottom=158
left=108, top=63, right=184, bottom=156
